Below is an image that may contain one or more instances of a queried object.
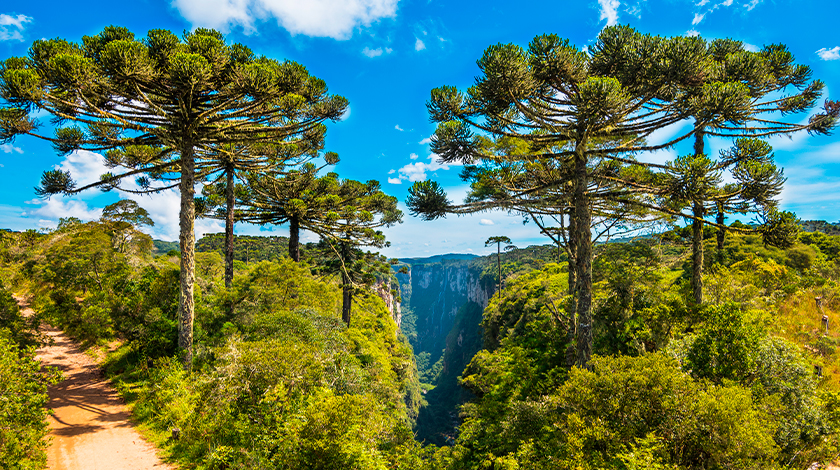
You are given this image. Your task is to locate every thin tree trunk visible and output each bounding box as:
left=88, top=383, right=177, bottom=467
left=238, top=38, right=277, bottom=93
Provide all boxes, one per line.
left=178, top=143, right=196, bottom=368
left=691, top=203, right=704, bottom=305
left=289, top=216, right=300, bottom=262
left=342, top=279, right=352, bottom=326
left=573, top=143, right=593, bottom=369
left=224, top=166, right=235, bottom=289
left=692, top=124, right=705, bottom=305
left=497, top=242, right=501, bottom=294
left=341, top=242, right=352, bottom=325
left=716, top=207, right=726, bottom=262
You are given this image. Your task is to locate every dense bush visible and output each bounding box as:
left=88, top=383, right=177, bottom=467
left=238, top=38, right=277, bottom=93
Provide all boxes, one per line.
left=0, top=284, right=60, bottom=470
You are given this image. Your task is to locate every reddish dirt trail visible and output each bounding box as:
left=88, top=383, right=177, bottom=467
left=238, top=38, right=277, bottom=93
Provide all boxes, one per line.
left=18, top=298, right=174, bottom=470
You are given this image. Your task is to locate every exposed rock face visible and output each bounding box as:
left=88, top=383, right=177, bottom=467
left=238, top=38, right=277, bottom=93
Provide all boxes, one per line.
left=397, top=258, right=492, bottom=372
left=374, top=277, right=401, bottom=327
left=394, top=256, right=493, bottom=446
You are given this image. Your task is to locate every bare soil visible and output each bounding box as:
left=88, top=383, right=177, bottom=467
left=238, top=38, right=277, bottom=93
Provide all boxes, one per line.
left=18, top=298, right=174, bottom=470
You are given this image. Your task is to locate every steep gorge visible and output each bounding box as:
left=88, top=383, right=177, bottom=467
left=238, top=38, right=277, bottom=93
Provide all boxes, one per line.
left=396, top=255, right=495, bottom=445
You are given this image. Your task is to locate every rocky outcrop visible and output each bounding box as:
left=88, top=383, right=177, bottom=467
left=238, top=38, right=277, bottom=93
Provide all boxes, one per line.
left=374, top=277, right=401, bottom=327
left=397, top=258, right=492, bottom=367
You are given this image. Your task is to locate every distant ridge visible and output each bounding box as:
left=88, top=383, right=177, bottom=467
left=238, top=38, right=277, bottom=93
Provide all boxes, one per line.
left=397, top=253, right=479, bottom=265
left=800, top=220, right=840, bottom=236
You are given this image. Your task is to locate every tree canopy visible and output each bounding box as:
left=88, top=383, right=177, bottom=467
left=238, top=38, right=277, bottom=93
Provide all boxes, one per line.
left=0, top=26, right=348, bottom=365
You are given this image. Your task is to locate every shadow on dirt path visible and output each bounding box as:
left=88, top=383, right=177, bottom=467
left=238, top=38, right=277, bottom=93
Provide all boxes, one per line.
left=17, top=296, right=174, bottom=470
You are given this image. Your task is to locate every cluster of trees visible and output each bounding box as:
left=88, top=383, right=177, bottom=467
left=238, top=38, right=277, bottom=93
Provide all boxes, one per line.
left=416, top=228, right=840, bottom=469
left=0, top=26, right=402, bottom=365
left=407, top=26, right=839, bottom=367
left=0, top=217, right=424, bottom=469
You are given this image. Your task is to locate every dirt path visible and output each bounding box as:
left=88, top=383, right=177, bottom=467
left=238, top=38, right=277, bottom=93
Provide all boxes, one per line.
left=18, top=298, right=174, bottom=470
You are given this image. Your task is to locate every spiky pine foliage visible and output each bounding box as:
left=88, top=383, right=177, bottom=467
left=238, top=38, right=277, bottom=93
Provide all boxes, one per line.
left=0, top=26, right=348, bottom=365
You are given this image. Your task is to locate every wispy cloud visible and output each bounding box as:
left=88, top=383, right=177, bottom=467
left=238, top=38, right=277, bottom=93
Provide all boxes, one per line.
left=409, top=153, right=419, bottom=160
left=0, top=14, right=32, bottom=42
left=744, top=0, right=760, bottom=11
left=0, top=143, right=23, bottom=154
left=597, top=0, right=620, bottom=27
left=172, top=0, right=398, bottom=40
left=362, top=46, right=392, bottom=57
left=479, top=219, right=494, bottom=226
left=419, top=137, right=432, bottom=145
left=394, top=154, right=461, bottom=183
left=395, top=124, right=404, bottom=131
left=387, top=177, right=402, bottom=184
left=686, top=29, right=700, bottom=37
left=415, top=38, right=425, bottom=51
left=692, top=12, right=705, bottom=24
left=816, top=47, right=840, bottom=61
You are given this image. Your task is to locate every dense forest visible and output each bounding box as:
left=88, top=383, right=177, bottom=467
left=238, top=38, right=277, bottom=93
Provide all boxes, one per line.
left=1, top=21, right=840, bottom=470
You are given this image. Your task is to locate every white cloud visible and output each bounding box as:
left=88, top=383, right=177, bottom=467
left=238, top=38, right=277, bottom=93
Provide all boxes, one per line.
left=743, top=43, right=759, bottom=52
left=696, top=0, right=710, bottom=6
left=0, top=143, right=23, bottom=154
left=395, top=124, right=404, bottom=131
left=597, top=0, right=620, bottom=26
left=419, top=137, right=432, bottom=145
left=409, top=152, right=419, bottom=160
left=686, top=29, right=700, bottom=37
left=479, top=219, right=494, bottom=226
left=692, top=12, right=705, bottom=24
left=415, top=38, right=425, bottom=51
left=387, top=177, right=402, bottom=184
left=744, top=0, right=760, bottom=11
left=362, top=46, right=392, bottom=57
left=388, top=169, right=396, bottom=174
left=816, top=47, right=840, bottom=61
left=172, top=0, right=398, bottom=40
left=339, top=105, right=351, bottom=121
left=55, top=150, right=110, bottom=189
left=721, top=0, right=733, bottom=5
left=26, top=198, right=103, bottom=222
left=0, top=14, right=32, bottom=41
left=395, top=154, right=461, bottom=183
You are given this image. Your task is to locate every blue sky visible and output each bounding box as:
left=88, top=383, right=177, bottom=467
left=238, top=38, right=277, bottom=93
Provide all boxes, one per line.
left=0, top=0, right=838, bottom=257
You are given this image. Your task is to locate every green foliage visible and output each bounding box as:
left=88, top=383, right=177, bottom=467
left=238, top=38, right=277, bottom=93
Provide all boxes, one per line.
left=449, top=353, right=781, bottom=470
left=0, top=284, right=61, bottom=470
left=685, top=303, right=764, bottom=382
left=123, top=261, right=420, bottom=469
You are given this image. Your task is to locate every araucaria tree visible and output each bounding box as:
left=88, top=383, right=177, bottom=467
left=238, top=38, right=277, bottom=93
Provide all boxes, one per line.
left=407, top=26, right=838, bottom=367
left=196, top=142, right=336, bottom=288
left=234, top=158, right=342, bottom=263
left=0, top=26, right=348, bottom=365
left=668, top=39, right=836, bottom=304
left=485, top=236, right=511, bottom=294
left=410, top=27, right=712, bottom=367
left=238, top=170, right=402, bottom=324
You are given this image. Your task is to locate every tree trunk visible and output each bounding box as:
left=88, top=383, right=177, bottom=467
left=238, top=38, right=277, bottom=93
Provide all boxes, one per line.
left=573, top=143, right=593, bottom=369
left=289, top=216, right=300, bottom=262
left=224, top=167, right=235, bottom=289
left=341, top=241, right=352, bottom=325
left=716, top=208, right=726, bottom=262
left=342, top=279, right=352, bottom=326
left=566, top=206, right=578, bottom=367
left=178, top=144, right=196, bottom=368
left=691, top=203, right=704, bottom=305
left=497, top=242, right=501, bottom=294
left=691, top=123, right=705, bottom=305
